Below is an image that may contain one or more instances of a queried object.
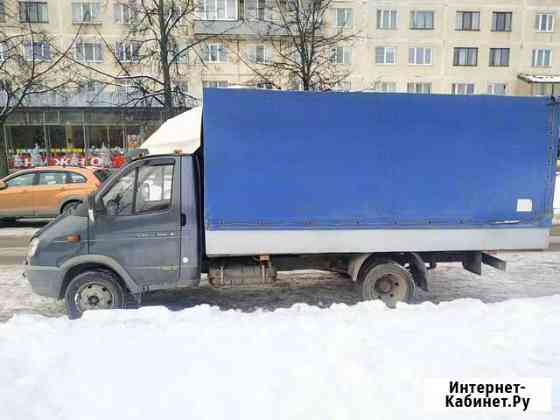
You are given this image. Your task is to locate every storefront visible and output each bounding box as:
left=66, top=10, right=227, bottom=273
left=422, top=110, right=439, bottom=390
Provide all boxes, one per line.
left=1, top=92, right=189, bottom=171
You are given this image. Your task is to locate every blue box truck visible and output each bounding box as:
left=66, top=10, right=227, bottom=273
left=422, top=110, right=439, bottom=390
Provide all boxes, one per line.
left=24, top=89, right=559, bottom=318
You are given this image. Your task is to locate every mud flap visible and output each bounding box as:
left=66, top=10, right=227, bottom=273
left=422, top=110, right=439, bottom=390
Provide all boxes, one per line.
left=408, top=252, right=429, bottom=292
left=462, top=252, right=482, bottom=275
left=482, top=253, right=507, bottom=271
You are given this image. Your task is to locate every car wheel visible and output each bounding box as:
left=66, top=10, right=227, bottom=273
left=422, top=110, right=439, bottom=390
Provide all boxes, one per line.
left=358, top=261, right=415, bottom=308
left=61, top=201, right=80, bottom=215
left=64, top=270, right=125, bottom=319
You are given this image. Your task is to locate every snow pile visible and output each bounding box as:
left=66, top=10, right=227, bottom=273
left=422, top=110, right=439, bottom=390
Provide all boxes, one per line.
left=1, top=297, right=559, bottom=420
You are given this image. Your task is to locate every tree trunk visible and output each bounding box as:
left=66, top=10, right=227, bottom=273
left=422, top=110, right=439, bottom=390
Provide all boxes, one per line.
left=0, top=123, right=8, bottom=178
left=158, top=0, right=174, bottom=121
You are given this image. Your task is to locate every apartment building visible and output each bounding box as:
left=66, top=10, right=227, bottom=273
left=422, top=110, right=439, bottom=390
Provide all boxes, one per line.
left=1, top=0, right=560, bottom=168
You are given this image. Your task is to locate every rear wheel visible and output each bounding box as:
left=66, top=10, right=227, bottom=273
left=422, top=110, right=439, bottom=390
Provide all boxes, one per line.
left=64, top=270, right=125, bottom=319
left=358, top=261, right=415, bottom=308
left=61, top=201, right=80, bottom=215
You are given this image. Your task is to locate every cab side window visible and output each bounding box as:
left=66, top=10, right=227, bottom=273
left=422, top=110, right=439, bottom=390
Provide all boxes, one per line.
left=102, top=170, right=135, bottom=216
left=67, top=172, right=87, bottom=184
left=6, top=173, right=35, bottom=187
left=135, top=164, right=174, bottom=214
left=38, top=172, right=65, bottom=185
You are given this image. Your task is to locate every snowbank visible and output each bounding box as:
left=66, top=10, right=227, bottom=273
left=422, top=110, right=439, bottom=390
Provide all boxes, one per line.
left=1, top=296, right=559, bottom=420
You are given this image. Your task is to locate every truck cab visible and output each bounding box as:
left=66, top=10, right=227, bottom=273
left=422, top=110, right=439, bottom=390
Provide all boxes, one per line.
left=25, top=154, right=202, bottom=318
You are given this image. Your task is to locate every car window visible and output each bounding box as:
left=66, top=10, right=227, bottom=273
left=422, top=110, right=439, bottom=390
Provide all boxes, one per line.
left=135, top=164, right=174, bottom=214
left=67, top=172, right=87, bottom=184
left=6, top=173, right=35, bottom=187
left=93, top=169, right=112, bottom=183
left=102, top=170, right=135, bottom=216
left=38, top=172, right=66, bottom=186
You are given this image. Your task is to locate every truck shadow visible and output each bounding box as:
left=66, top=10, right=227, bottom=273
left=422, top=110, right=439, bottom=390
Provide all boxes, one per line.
left=144, top=272, right=362, bottom=312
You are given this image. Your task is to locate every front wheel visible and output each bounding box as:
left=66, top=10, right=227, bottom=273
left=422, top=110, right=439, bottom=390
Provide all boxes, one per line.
left=358, top=261, right=415, bottom=308
left=64, top=270, right=125, bottom=319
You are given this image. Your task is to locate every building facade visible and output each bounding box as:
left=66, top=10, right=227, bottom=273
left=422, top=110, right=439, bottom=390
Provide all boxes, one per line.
left=1, top=0, right=560, bottom=169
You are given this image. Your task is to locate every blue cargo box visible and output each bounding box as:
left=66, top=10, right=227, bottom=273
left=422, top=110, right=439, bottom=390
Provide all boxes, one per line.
left=202, top=89, right=558, bottom=256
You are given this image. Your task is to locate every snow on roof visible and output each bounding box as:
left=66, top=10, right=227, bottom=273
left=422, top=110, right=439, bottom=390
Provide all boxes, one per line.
left=518, top=73, right=560, bottom=83
left=141, top=106, right=202, bottom=155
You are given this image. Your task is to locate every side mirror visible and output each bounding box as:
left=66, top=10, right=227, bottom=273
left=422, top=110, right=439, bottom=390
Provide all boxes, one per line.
left=105, top=198, right=120, bottom=217
left=0, top=181, right=6, bottom=191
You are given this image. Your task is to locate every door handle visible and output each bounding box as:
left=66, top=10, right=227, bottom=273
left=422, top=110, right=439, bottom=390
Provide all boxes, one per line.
left=181, top=213, right=187, bottom=226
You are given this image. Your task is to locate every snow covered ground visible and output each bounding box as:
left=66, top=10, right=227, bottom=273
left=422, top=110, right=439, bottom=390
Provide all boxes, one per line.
left=1, top=292, right=559, bottom=419
left=1, top=252, right=559, bottom=419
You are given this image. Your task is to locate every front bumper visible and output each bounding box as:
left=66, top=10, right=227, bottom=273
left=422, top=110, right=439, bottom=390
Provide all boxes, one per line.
left=25, top=264, right=64, bottom=299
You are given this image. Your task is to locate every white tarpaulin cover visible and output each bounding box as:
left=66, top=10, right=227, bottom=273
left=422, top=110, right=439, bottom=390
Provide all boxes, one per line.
left=141, top=106, right=202, bottom=155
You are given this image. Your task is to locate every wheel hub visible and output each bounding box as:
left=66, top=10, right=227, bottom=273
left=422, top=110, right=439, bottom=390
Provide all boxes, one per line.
left=76, top=283, right=114, bottom=312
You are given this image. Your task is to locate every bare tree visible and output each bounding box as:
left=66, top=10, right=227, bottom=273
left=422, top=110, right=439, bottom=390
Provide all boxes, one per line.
left=0, top=0, right=78, bottom=177
left=68, top=0, right=235, bottom=120
left=239, top=0, right=357, bottom=91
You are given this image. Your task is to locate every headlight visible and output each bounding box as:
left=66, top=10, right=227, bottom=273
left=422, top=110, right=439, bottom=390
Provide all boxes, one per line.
left=27, top=238, right=40, bottom=259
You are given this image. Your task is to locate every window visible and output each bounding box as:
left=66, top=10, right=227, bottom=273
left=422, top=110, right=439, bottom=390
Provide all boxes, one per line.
left=116, top=41, right=141, bottom=63
left=67, top=173, right=87, bottom=184
left=256, top=81, right=274, bottom=89
left=114, top=2, right=136, bottom=24
left=75, top=41, right=103, bottom=63
left=407, top=82, right=432, bottom=94
left=375, top=47, right=396, bottom=64
left=202, top=43, right=227, bottom=63
left=410, top=11, right=434, bottom=29
left=377, top=9, right=397, bottom=30
left=492, top=12, right=512, bottom=32
left=488, top=83, right=507, bottom=95
left=198, top=0, right=237, bottom=21
left=536, top=13, right=555, bottom=33
left=24, top=42, right=50, bottom=61
left=203, top=80, right=228, bottom=88
left=489, top=48, right=510, bottom=67
left=245, top=0, right=269, bottom=21
left=532, top=84, right=551, bottom=97
left=38, top=172, right=65, bottom=186
left=373, top=81, right=396, bottom=92
left=456, top=11, right=480, bottom=31
left=335, top=8, right=352, bottom=28
left=19, top=2, right=48, bottom=23
left=72, top=2, right=101, bottom=24
left=451, top=83, right=475, bottom=95
left=249, top=45, right=272, bottom=64
left=93, top=169, right=112, bottom=183
left=532, top=49, right=552, bottom=67
left=135, top=164, right=174, bottom=214
left=6, top=173, right=35, bottom=187
left=408, top=47, right=432, bottom=65
left=102, top=170, right=135, bottom=216
left=168, top=45, right=189, bottom=64
left=330, top=46, right=351, bottom=65
left=453, top=47, right=478, bottom=66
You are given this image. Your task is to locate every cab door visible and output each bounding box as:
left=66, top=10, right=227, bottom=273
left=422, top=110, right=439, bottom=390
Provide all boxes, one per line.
left=89, top=157, right=181, bottom=288
left=0, top=172, right=36, bottom=217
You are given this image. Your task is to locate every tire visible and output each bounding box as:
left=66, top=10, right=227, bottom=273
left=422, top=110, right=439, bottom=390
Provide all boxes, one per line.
left=61, top=201, right=80, bottom=215
left=0, top=218, right=17, bottom=226
left=64, top=270, right=125, bottom=319
left=358, top=261, right=415, bottom=308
